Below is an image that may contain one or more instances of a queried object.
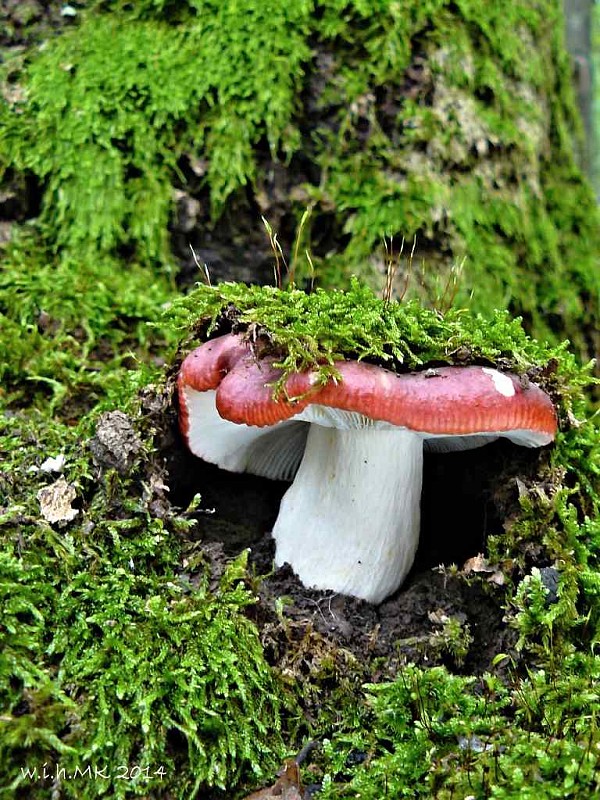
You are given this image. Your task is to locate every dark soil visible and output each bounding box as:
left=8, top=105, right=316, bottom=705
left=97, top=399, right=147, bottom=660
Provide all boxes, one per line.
left=254, top=557, right=514, bottom=677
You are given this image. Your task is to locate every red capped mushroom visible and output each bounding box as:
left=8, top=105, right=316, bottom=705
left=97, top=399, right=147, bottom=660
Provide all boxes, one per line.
left=178, top=333, right=557, bottom=603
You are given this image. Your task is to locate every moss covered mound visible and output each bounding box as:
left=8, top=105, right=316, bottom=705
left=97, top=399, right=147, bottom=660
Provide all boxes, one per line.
left=166, top=278, right=592, bottom=410
left=1, top=0, right=599, bottom=363
left=1, top=279, right=600, bottom=796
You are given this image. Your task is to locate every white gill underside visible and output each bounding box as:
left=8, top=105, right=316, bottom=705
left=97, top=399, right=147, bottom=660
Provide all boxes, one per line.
left=183, top=388, right=308, bottom=480
left=294, top=404, right=553, bottom=448
left=184, top=388, right=550, bottom=483
left=273, top=426, right=424, bottom=604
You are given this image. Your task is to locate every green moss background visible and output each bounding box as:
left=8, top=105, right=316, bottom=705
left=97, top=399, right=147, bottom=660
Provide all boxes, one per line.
left=1, top=0, right=599, bottom=366
left=1, top=0, right=600, bottom=797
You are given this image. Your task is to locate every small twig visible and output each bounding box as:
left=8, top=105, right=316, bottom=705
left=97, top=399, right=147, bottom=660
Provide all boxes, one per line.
left=295, top=740, right=319, bottom=766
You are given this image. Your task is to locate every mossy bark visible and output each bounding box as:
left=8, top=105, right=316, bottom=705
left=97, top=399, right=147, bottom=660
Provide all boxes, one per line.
left=275, top=0, right=600, bottom=365
left=1, top=0, right=598, bottom=366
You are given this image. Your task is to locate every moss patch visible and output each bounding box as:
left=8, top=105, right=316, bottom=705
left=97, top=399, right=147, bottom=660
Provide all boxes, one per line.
left=0, top=1, right=311, bottom=263
left=1, top=0, right=598, bottom=361
left=1, top=0, right=599, bottom=793
left=0, top=402, right=292, bottom=798
left=165, top=278, right=592, bottom=409
left=0, top=231, right=174, bottom=414
left=315, top=660, right=600, bottom=798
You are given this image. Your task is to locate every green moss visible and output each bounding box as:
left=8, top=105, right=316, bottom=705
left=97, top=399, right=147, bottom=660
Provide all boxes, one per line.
left=0, top=550, right=76, bottom=762
left=0, top=232, right=174, bottom=412
left=2, top=0, right=598, bottom=359
left=0, top=407, right=292, bottom=797
left=305, top=0, right=600, bottom=359
left=316, top=660, right=600, bottom=797
left=2, top=276, right=600, bottom=795
left=165, top=278, right=588, bottom=403
left=0, top=1, right=311, bottom=263
left=491, top=415, right=600, bottom=657
left=1, top=1, right=598, bottom=794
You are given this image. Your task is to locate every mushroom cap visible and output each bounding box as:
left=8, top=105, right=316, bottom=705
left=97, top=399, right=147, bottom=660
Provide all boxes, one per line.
left=178, top=333, right=558, bottom=471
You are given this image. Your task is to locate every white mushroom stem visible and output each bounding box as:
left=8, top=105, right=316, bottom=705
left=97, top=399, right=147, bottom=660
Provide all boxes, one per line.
left=273, top=426, right=424, bottom=604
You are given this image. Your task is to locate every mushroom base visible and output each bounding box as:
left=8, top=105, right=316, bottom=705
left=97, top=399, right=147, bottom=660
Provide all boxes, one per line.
left=273, top=426, right=423, bottom=604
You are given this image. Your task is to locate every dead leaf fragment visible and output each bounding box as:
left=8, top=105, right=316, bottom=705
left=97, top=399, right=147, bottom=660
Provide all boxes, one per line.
left=243, top=760, right=303, bottom=799
left=462, top=554, right=494, bottom=574
left=462, top=554, right=505, bottom=586
left=428, top=608, right=450, bottom=625
left=37, top=477, right=78, bottom=524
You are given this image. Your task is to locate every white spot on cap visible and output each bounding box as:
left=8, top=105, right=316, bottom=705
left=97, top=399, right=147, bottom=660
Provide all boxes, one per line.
left=482, top=368, right=515, bottom=397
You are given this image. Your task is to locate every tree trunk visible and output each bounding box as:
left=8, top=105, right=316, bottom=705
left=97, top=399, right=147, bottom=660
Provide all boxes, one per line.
left=2, top=1, right=599, bottom=364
